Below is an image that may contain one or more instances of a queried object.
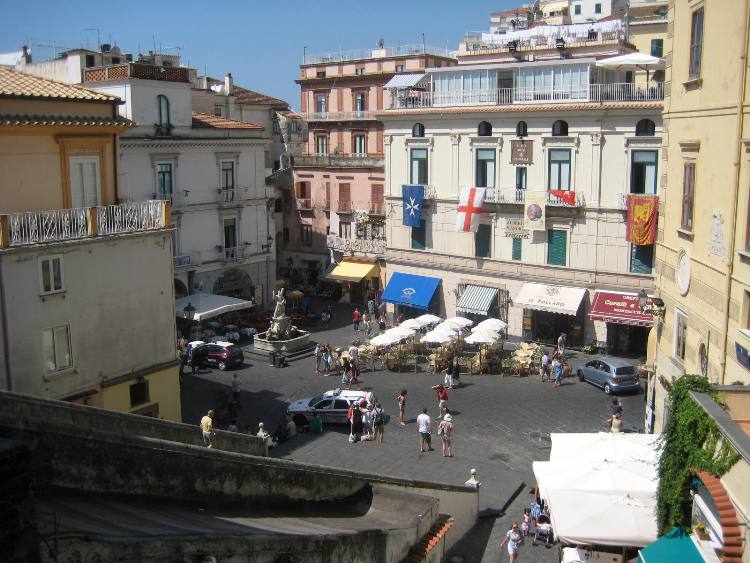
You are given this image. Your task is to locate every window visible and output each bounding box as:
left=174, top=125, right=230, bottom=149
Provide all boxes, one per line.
left=682, top=162, right=696, bottom=230
left=315, top=94, right=327, bottom=113
left=223, top=218, right=237, bottom=258
left=301, top=224, right=313, bottom=244
left=220, top=161, right=235, bottom=190
left=552, top=120, right=568, bottom=136
left=325, top=182, right=331, bottom=210
left=156, top=163, right=173, bottom=199
left=516, top=121, right=528, bottom=137
left=40, top=256, right=63, bottom=294
left=355, top=67, right=365, bottom=75
left=689, top=8, right=704, bottom=79
left=339, top=222, right=352, bottom=238
left=548, top=149, right=571, bottom=191
left=594, top=3, right=602, bottom=14
left=475, top=224, right=492, bottom=258
left=157, top=95, right=170, bottom=126
left=476, top=148, right=496, bottom=188
left=371, top=184, right=384, bottom=214
left=353, top=134, right=366, bottom=155
left=630, top=244, right=654, bottom=274
left=674, top=308, right=688, bottom=361
left=130, top=380, right=149, bottom=407
left=650, top=39, right=664, bottom=58
left=214, top=104, right=223, bottom=117
left=69, top=156, right=100, bottom=208
left=512, top=237, right=523, bottom=261
left=412, top=123, right=425, bottom=138
left=111, top=57, right=121, bottom=65
left=574, top=4, right=581, bottom=15
left=478, top=121, right=492, bottom=137
left=516, top=167, right=527, bottom=191
left=636, top=119, right=656, bottom=137
left=411, top=221, right=427, bottom=250
left=274, top=198, right=283, bottom=212
left=316, top=70, right=326, bottom=78
left=547, top=229, right=567, bottom=266
left=42, top=325, right=72, bottom=373
left=396, top=64, right=405, bottom=73
left=85, top=54, right=96, bottom=67
left=315, top=135, right=328, bottom=155
left=630, top=150, right=658, bottom=194
left=354, top=92, right=366, bottom=112
left=272, top=119, right=281, bottom=134
left=338, top=183, right=351, bottom=212
left=410, top=148, right=428, bottom=184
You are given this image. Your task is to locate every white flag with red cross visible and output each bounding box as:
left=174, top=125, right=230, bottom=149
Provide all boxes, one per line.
left=456, top=187, right=487, bottom=232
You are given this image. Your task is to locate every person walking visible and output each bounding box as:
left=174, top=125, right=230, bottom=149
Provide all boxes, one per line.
left=417, top=407, right=433, bottom=453
left=350, top=400, right=364, bottom=443
left=231, top=373, right=241, bottom=406
left=552, top=355, right=563, bottom=389
left=352, top=307, right=361, bottom=332
left=372, top=402, right=385, bottom=443
left=322, top=345, right=332, bottom=375
left=608, top=398, right=623, bottom=429
left=442, top=359, right=454, bottom=389
left=539, top=350, right=550, bottom=382
left=314, top=343, right=323, bottom=374
left=398, top=389, right=408, bottom=426
left=378, top=314, right=387, bottom=334
left=500, top=522, right=524, bottom=562
left=438, top=413, right=454, bottom=457
left=432, top=384, right=448, bottom=419
left=200, top=410, right=216, bottom=448
left=341, top=357, right=352, bottom=389
left=610, top=413, right=623, bottom=433
left=557, top=332, right=567, bottom=356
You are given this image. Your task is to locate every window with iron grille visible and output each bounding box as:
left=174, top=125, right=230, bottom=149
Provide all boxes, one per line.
left=681, top=162, right=696, bottom=230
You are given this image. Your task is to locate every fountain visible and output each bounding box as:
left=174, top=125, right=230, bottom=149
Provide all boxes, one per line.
left=252, top=288, right=311, bottom=355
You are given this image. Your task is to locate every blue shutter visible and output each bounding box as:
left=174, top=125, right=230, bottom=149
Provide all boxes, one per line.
left=547, top=229, right=567, bottom=266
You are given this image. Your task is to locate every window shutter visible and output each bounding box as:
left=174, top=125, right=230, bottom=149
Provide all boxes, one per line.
left=411, top=221, right=426, bottom=250
left=475, top=224, right=491, bottom=258
left=630, top=244, right=654, bottom=274
left=682, top=163, right=695, bottom=229
left=512, top=237, right=522, bottom=261
left=547, top=229, right=567, bottom=266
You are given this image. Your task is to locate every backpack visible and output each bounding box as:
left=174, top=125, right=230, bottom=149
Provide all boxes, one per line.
left=373, top=408, right=385, bottom=427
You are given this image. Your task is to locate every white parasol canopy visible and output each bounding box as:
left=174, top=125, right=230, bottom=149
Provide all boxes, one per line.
left=445, top=316, right=474, bottom=328
left=369, top=333, right=402, bottom=347
left=421, top=330, right=456, bottom=344
left=399, top=318, right=426, bottom=330
left=176, top=293, right=254, bottom=321
left=417, top=314, right=443, bottom=325
left=385, top=326, right=416, bottom=339
left=465, top=329, right=500, bottom=345
left=595, top=52, right=665, bottom=70
left=474, top=318, right=508, bottom=332
left=533, top=458, right=657, bottom=499
left=549, top=432, right=661, bottom=465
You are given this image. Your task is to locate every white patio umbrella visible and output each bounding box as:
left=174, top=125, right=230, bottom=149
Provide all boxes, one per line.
left=369, top=333, right=401, bottom=347
left=400, top=318, right=426, bottom=330
left=385, top=326, right=416, bottom=339
left=465, top=329, right=500, bottom=345
left=436, top=320, right=463, bottom=332
left=534, top=458, right=657, bottom=499
left=445, top=316, right=474, bottom=328
left=421, top=330, right=456, bottom=344
left=474, top=318, right=507, bottom=332
left=416, top=313, right=442, bottom=325
left=594, top=52, right=665, bottom=70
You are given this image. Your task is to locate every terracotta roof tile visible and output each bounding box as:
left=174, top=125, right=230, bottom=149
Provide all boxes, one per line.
left=694, top=470, right=745, bottom=563
left=191, top=112, right=264, bottom=130
left=401, top=514, right=454, bottom=563
left=0, top=114, right=135, bottom=128
left=203, top=76, right=289, bottom=108
left=379, top=100, right=663, bottom=116
left=0, top=67, right=119, bottom=102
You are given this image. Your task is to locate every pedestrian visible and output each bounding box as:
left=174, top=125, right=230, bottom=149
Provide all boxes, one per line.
left=520, top=508, right=532, bottom=536
left=417, top=407, right=433, bottom=453
left=552, top=355, right=563, bottom=388
left=451, top=356, right=462, bottom=387
left=397, top=312, right=405, bottom=326
left=438, top=413, right=454, bottom=457
left=353, top=307, right=361, bottom=331
left=397, top=389, right=408, bottom=426
left=350, top=400, right=364, bottom=443
left=500, top=522, right=524, bottom=562
left=442, top=359, right=454, bottom=389
left=314, top=342, right=323, bottom=374
left=231, top=373, right=241, bottom=405
left=349, top=342, right=359, bottom=373
left=372, top=401, right=385, bottom=443
left=342, top=357, right=352, bottom=389
left=610, top=413, right=623, bottom=433
left=609, top=397, right=623, bottom=419
left=286, top=414, right=297, bottom=438
left=227, top=419, right=238, bottom=432
left=334, top=347, right=342, bottom=376
left=327, top=304, right=334, bottom=322
left=322, top=345, right=332, bottom=375
left=310, top=412, right=323, bottom=433
left=378, top=314, right=387, bottom=334
left=432, top=384, right=448, bottom=419
left=539, top=350, right=550, bottom=382
left=200, top=410, right=216, bottom=448
left=257, top=422, right=272, bottom=449
left=557, top=332, right=567, bottom=356
left=367, top=297, right=375, bottom=316
left=363, top=313, right=372, bottom=336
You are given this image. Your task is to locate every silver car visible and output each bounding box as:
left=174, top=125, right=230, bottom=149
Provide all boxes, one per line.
left=577, top=357, right=641, bottom=395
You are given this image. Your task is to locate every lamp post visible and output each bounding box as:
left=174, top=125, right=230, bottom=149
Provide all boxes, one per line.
left=183, top=302, right=196, bottom=338
left=637, top=289, right=665, bottom=318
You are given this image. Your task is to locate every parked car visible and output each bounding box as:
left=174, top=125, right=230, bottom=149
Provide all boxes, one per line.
left=577, top=358, right=641, bottom=395
left=286, top=389, right=372, bottom=426
left=192, top=341, right=244, bottom=371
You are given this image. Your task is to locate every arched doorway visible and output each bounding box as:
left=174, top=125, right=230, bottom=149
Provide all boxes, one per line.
left=174, top=278, right=188, bottom=299
left=213, top=269, right=254, bottom=299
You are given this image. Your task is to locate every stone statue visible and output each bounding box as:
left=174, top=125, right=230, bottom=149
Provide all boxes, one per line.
left=268, top=288, right=291, bottom=339
left=272, top=288, right=286, bottom=319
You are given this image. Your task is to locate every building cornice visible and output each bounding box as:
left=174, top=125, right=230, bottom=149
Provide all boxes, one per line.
left=121, top=138, right=270, bottom=149
left=377, top=101, right=663, bottom=118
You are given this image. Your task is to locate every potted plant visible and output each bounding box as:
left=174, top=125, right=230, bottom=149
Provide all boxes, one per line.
left=694, top=523, right=710, bottom=541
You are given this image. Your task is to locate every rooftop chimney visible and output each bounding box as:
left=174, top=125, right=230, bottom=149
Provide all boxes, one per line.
left=224, top=72, right=233, bottom=95
left=21, top=45, right=31, bottom=64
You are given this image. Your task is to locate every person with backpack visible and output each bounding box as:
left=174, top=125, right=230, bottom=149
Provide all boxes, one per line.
left=372, top=402, right=386, bottom=443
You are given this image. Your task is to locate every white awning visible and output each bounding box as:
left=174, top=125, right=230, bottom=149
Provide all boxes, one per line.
left=176, top=293, right=253, bottom=321
left=595, top=52, right=665, bottom=70
left=383, top=73, right=426, bottom=89
left=456, top=285, right=499, bottom=315
left=515, top=283, right=586, bottom=316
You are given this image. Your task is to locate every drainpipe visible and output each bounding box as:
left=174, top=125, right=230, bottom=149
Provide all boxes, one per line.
left=0, top=258, right=12, bottom=391
left=112, top=101, right=121, bottom=203
left=720, top=0, right=750, bottom=383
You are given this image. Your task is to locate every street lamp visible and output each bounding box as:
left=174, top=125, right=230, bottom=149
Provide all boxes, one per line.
left=262, top=235, right=274, bottom=252
left=183, top=302, right=196, bottom=321
left=637, top=289, right=665, bottom=318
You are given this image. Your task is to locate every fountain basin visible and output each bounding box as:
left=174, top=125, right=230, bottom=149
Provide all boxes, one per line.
left=253, top=330, right=311, bottom=354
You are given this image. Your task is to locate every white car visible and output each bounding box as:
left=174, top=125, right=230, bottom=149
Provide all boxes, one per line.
left=286, top=389, right=372, bottom=426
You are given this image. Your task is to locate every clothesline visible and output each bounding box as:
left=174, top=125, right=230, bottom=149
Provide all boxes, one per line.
left=480, top=20, right=624, bottom=45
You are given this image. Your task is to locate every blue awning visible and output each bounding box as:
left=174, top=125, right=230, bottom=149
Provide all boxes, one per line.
left=638, top=528, right=704, bottom=563
left=381, top=272, right=441, bottom=310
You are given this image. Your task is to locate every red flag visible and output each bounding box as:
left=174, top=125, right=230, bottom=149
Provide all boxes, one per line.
left=626, top=195, right=659, bottom=245
left=549, top=190, right=577, bottom=206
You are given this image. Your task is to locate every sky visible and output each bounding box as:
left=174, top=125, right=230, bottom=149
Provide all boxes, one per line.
left=0, top=0, right=520, bottom=110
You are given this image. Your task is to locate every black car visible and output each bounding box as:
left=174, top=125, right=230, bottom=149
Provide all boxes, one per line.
left=193, top=341, right=244, bottom=371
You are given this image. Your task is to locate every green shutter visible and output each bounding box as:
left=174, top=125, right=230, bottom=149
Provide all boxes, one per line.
left=547, top=229, right=567, bottom=266
left=411, top=221, right=426, bottom=250
left=512, top=237, right=522, bottom=261
left=630, top=244, right=654, bottom=274
left=475, top=224, right=491, bottom=258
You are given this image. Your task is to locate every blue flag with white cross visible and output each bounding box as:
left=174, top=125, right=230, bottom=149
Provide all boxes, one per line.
left=402, top=184, right=424, bottom=227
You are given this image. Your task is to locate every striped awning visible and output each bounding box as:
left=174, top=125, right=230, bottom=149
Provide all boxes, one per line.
left=383, top=73, right=426, bottom=89
left=456, top=285, right=499, bottom=315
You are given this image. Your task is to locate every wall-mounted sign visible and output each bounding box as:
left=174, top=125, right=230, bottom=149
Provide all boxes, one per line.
left=327, top=235, right=385, bottom=256
left=504, top=218, right=530, bottom=239
left=511, top=140, right=533, bottom=164
left=523, top=191, right=547, bottom=231
left=708, top=211, right=727, bottom=258
left=736, top=342, right=750, bottom=370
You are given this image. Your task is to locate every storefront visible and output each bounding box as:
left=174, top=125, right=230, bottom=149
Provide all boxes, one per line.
left=589, top=290, right=653, bottom=356
left=326, top=259, right=379, bottom=305
left=456, top=284, right=506, bottom=325
left=381, top=272, right=441, bottom=317
left=515, top=282, right=587, bottom=347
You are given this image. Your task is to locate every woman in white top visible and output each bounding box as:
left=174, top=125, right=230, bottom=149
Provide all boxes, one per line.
left=500, top=522, right=524, bottom=562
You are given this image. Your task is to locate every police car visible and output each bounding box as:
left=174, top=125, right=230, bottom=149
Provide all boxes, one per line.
left=286, top=388, right=372, bottom=426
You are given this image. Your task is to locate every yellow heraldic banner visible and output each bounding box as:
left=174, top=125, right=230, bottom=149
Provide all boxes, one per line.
left=523, top=191, right=547, bottom=231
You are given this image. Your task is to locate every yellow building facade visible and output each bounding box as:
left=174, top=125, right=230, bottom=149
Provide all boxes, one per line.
left=651, top=0, right=750, bottom=432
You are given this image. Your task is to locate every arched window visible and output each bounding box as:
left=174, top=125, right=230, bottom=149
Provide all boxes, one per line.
left=478, top=121, right=492, bottom=137
left=157, top=95, right=170, bottom=126
left=516, top=121, right=528, bottom=137
left=635, top=119, right=656, bottom=137
left=552, top=120, right=568, bottom=137
left=412, top=123, right=425, bottom=138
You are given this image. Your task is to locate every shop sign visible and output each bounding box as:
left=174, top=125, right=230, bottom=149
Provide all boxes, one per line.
left=510, top=140, right=533, bottom=164
left=327, top=235, right=385, bottom=255
left=504, top=218, right=530, bottom=239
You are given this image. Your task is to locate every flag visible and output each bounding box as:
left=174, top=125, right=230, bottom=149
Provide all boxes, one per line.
left=402, top=184, right=424, bottom=227
left=549, top=190, right=577, bottom=206
left=456, top=187, right=487, bottom=232
left=523, top=191, right=547, bottom=231
left=626, top=195, right=659, bottom=245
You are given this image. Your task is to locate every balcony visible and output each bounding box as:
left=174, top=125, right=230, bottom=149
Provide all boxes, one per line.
left=1, top=200, right=169, bottom=249
left=390, top=83, right=664, bottom=109
left=337, top=201, right=353, bottom=213
left=296, top=198, right=313, bottom=211
left=295, top=154, right=384, bottom=169
left=303, top=44, right=450, bottom=65
left=300, top=111, right=377, bottom=122
left=216, top=188, right=249, bottom=204
left=327, top=234, right=386, bottom=256
left=83, top=63, right=191, bottom=83
left=174, top=252, right=202, bottom=271
left=369, top=202, right=386, bottom=215
left=484, top=189, right=584, bottom=207
left=222, top=246, right=246, bottom=262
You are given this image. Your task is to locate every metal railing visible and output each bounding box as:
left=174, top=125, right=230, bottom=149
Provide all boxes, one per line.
left=462, top=22, right=625, bottom=53
left=295, top=154, right=385, bottom=168
left=390, top=82, right=664, bottom=109
left=483, top=188, right=583, bottom=207
left=369, top=202, right=385, bottom=215
left=304, top=44, right=450, bottom=65
left=4, top=200, right=168, bottom=248
left=301, top=110, right=376, bottom=121
left=223, top=246, right=245, bottom=261
left=616, top=192, right=657, bottom=210
left=337, top=201, right=353, bottom=213
left=217, top=188, right=248, bottom=203
left=174, top=252, right=202, bottom=271
left=296, top=198, right=313, bottom=210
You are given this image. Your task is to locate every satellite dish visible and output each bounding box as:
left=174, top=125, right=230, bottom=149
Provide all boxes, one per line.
left=377, top=38, right=384, bottom=48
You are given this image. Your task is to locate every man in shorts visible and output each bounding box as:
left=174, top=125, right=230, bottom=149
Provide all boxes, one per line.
left=200, top=410, right=216, bottom=448
left=417, top=407, right=433, bottom=453
left=432, top=384, right=448, bottom=419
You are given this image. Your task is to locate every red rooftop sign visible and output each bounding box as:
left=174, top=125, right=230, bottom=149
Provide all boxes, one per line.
left=588, top=291, right=654, bottom=327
